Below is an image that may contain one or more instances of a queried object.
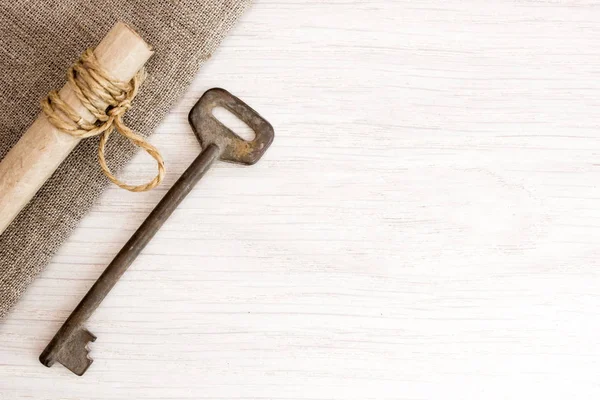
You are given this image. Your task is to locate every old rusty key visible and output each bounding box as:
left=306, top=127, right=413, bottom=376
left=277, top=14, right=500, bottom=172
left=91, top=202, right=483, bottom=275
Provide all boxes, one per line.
left=39, top=88, right=274, bottom=376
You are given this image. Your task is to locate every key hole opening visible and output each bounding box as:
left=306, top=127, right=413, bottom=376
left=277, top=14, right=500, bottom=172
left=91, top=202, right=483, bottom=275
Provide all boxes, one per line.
left=212, top=106, right=256, bottom=141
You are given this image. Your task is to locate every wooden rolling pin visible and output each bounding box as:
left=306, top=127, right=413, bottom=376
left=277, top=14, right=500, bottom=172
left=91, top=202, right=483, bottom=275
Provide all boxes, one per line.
left=0, top=22, right=153, bottom=236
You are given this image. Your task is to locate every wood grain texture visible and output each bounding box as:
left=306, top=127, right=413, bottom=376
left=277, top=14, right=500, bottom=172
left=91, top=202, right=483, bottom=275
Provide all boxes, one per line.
left=1, top=1, right=600, bottom=398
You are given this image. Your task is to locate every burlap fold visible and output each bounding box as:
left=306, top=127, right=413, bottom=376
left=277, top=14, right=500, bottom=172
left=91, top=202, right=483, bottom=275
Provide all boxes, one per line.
left=0, top=0, right=252, bottom=319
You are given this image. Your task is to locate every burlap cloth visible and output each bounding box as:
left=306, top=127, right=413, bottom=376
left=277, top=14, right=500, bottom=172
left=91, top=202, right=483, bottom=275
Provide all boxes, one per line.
left=0, top=0, right=252, bottom=319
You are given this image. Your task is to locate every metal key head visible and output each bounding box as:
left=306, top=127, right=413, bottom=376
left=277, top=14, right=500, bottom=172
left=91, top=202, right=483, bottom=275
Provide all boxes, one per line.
left=40, top=326, right=96, bottom=376
left=188, top=88, right=274, bottom=165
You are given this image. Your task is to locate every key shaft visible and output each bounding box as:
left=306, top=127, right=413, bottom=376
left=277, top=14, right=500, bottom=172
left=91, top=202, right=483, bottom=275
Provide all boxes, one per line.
left=40, top=144, right=221, bottom=373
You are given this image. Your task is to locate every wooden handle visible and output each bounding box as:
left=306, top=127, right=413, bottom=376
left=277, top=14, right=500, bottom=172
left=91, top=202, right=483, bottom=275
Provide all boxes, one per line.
left=0, top=22, right=153, bottom=236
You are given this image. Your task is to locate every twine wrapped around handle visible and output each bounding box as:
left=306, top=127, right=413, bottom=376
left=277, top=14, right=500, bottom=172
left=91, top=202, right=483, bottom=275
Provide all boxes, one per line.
left=41, top=49, right=165, bottom=192
left=0, top=22, right=154, bottom=236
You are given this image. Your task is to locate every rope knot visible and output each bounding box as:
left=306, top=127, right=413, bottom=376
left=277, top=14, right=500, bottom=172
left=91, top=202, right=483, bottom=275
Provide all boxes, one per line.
left=40, top=48, right=164, bottom=192
left=108, top=100, right=132, bottom=116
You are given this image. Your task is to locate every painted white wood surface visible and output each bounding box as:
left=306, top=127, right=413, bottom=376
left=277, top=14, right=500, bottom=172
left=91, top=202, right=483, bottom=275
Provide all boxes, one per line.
left=2, top=1, right=600, bottom=398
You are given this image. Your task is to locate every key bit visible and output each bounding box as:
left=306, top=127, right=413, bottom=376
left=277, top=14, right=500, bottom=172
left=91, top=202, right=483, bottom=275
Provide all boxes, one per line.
left=40, top=88, right=274, bottom=376
left=40, top=326, right=96, bottom=376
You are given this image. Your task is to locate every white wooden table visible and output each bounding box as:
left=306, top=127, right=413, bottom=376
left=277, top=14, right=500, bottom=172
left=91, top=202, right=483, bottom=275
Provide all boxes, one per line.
left=2, top=1, right=600, bottom=398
